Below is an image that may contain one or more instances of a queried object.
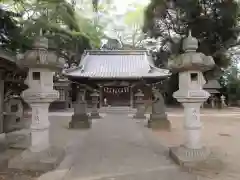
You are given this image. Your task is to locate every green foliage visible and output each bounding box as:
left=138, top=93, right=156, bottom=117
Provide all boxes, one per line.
left=75, top=12, right=104, bottom=48
left=143, top=0, right=240, bottom=71
left=221, top=59, right=240, bottom=100
left=124, top=4, right=145, bottom=27
left=1, top=0, right=103, bottom=64
left=0, top=7, right=26, bottom=51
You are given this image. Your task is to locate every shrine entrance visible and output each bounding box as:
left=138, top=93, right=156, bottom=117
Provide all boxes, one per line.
left=102, top=86, right=130, bottom=106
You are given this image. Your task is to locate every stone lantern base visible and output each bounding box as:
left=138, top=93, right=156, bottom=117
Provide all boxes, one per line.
left=0, top=133, right=7, bottom=152
left=90, top=112, right=101, bottom=119
left=147, top=114, right=171, bottom=130
left=69, top=114, right=91, bottom=129
left=8, top=146, right=65, bottom=171
left=133, top=106, right=146, bottom=119
left=169, top=145, right=210, bottom=166
left=133, top=113, right=146, bottom=119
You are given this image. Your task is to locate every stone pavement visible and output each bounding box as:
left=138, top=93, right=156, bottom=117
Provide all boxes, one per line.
left=39, top=113, right=197, bottom=180
left=46, top=107, right=240, bottom=117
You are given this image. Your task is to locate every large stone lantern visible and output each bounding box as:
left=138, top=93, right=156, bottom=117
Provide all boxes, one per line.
left=9, top=36, right=65, bottom=171
left=168, top=31, right=215, bottom=165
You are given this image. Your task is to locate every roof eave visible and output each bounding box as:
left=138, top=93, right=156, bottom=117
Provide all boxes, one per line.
left=66, top=74, right=169, bottom=79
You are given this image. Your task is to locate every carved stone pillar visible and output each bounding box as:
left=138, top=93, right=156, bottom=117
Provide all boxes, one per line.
left=148, top=88, right=171, bottom=130
left=90, top=90, right=101, bottom=119
left=69, top=87, right=91, bottom=129
left=133, top=90, right=146, bottom=119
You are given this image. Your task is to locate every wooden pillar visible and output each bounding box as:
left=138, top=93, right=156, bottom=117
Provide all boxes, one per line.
left=99, top=85, right=103, bottom=108
left=0, top=71, right=4, bottom=134
left=130, top=85, right=134, bottom=108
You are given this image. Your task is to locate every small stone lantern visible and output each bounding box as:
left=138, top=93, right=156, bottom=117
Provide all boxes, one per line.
left=133, top=89, right=146, bottom=119
left=168, top=31, right=215, bottom=165
left=69, top=86, right=91, bottom=129
left=8, top=36, right=65, bottom=171
left=90, top=90, right=101, bottom=119
left=220, top=94, right=226, bottom=108
left=148, top=87, right=170, bottom=130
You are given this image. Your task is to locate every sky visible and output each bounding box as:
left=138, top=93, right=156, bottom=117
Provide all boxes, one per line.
left=113, top=0, right=149, bottom=14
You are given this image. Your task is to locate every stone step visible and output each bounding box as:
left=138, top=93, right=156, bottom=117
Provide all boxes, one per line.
left=81, top=167, right=196, bottom=180
left=100, top=107, right=136, bottom=114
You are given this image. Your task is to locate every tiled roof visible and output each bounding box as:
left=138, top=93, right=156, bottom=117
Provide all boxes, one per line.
left=65, top=50, right=170, bottom=79
left=203, top=80, right=222, bottom=89
left=205, top=89, right=220, bottom=94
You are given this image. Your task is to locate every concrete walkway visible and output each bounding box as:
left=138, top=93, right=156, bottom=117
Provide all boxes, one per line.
left=40, top=114, right=197, bottom=180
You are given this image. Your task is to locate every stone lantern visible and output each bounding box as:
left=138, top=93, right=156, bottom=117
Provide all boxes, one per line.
left=148, top=87, right=170, bottom=130
left=220, top=94, right=227, bottom=108
left=133, top=89, right=146, bottom=119
left=90, top=90, right=101, bottom=119
left=9, top=36, right=65, bottom=171
left=168, top=31, right=215, bottom=165
left=69, top=85, right=91, bottom=129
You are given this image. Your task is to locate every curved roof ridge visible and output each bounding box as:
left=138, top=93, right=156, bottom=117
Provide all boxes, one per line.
left=84, top=49, right=148, bottom=55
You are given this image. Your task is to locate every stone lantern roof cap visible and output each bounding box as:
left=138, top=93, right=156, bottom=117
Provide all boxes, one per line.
left=135, top=89, right=144, bottom=97
left=182, top=31, right=198, bottom=52
left=33, top=36, right=48, bottom=49
left=18, top=36, right=65, bottom=70
left=168, top=31, right=215, bottom=72
left=90, top=90, right=99, bottom=97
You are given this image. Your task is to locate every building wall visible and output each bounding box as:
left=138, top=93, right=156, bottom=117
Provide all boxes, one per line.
left=84, top=83, right=153, bottom=107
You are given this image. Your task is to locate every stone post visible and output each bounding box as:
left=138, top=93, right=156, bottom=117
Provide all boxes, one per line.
left=210, top=96, right=215, bottom=108
left=168, top=31, right=215, bottom=165
left=148, top=87, right=170, bottom=130
left=220, top=95, right=226, bottom=108
left=133, top=90, right=146, bottom=119
left=8, top=36, right=65, bottom=171
left=0, top=70, right=5, bottom=151
left=90, top=90, right=101, bottom=119
left=69, top=87, right=91, bottom=129
left=0, top=71, right=4, bottom=135
left=130, top=86, right=134, bottom=108
left=99, top=85, right=103, bottom=108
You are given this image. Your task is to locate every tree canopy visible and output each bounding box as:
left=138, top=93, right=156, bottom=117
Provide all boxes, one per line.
left=143, top=0, right=240, bottom=72
left=0, top=4, right=25, bottom=51
left=0, top=0, right=104, bottom=64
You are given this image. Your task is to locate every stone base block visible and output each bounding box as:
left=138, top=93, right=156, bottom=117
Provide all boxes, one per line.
left=0, top=155, right=9, bottom=168
left=148, top=114, right=171, bottom=130
left=6, top=129, right=30, bottom=150
left=90, top=112, right=101, bottom=119
left=169, top=145, right=210, bottom=167
left=133, top=113, right=146, bottom=119
left=69, top=114, right=91, bottom=129
left=8, top=146, right=65, bottom=172
left=149, top=113, right=167, bottom=120
left=0, top=133, right=7, bottom=152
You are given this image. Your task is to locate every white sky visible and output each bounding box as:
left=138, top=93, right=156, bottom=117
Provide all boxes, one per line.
left=113, top=0, right=149, bottom=13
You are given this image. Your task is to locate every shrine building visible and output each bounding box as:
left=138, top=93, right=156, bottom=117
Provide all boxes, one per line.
left=64, top=50, right=170, bottom=107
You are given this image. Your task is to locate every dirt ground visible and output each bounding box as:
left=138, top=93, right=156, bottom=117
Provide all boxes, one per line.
left=155, top=112, right=240, bottom=180
left=2, top=109, right=240, bottom=180
left=0, top=115, right=84, bottom=180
